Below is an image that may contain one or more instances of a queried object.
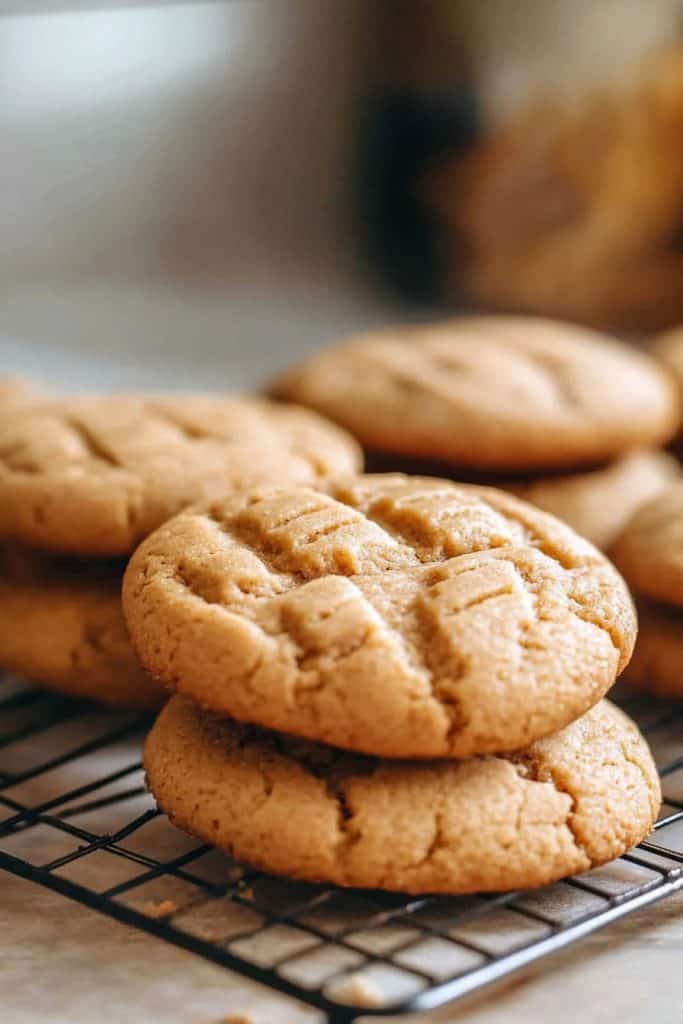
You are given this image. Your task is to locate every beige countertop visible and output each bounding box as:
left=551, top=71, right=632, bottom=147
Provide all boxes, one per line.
left=1, top=653, right=682, bottom=1024
left=3, top=869, right=683, bottom=1023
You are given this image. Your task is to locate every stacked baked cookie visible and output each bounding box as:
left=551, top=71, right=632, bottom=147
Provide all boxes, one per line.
left=272, top=316, right=681, bottom=550
left=126, top=474, right=660, bottom=894
left=0, top=393, right=361, bottom=708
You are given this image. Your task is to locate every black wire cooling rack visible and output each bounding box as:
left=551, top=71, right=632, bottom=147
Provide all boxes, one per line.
left=1, top=675, right=682, bottom=1023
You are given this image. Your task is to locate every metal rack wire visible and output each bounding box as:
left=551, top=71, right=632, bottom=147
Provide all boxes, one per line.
left=1, top=674, right=682, bottom=1023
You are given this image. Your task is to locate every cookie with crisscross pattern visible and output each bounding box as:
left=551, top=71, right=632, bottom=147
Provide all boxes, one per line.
left=124, top=475, right=635, bottom=758
left=271, top=317, right=679, bottom=469
left=0, top=394, right=362, bottom=556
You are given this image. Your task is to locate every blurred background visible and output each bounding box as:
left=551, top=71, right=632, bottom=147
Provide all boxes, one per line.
left=2, top=0, right=683, bottom=389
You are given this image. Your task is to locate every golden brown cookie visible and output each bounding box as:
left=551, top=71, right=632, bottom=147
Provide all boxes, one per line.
left=271, top=317, right=679, bottom=469
left=510, top=450, right=679, bottom=551
left=0, top=547, right=164, bottom=708
left=145, top=696, right=660, bottom=894
left=124, top=475, right=636, bottom=759
left=612, top=481, right=683, bottom=606
left=622, top=599, right=683, bottom=699
left=0, top=394, right=362, bottom=556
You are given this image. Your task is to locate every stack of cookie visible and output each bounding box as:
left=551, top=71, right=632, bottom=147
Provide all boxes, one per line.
left=126, top=475, right=660, bottom=894
left=0, top=393, right=361, bottom=708
left=613, top=482, right=683, bottom=700
left=271, top=316, right=681, bottom=551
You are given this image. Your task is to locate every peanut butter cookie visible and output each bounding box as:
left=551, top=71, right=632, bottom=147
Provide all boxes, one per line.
left=511, top=450, right=679, bottom=550
left=124, top=475, right=636, bottom=758
left=0, top=547, right=164, bottom=708
left=612, top=481, right=683, bottom=606
left=271, top=318, right=679, bottom=469
left=623, top=599, right=683, bottom=699
left=145, top=697, right=659, bottom=894
left=0, top=394, right=362, bottom=556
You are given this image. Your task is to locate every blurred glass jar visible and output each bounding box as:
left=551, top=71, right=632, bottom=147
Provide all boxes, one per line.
left=362, top=0, right=683, bottom=330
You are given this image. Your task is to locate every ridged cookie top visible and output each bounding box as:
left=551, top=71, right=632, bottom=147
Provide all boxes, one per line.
left=0, top=394, right=362, bottom=556
left=124, top=474, right=636, bottom=758
left=271, top=317, right=680, bottom=468
left=612, top=481, right=683, bottom=606
left=145, top=697, right=660, bottom=894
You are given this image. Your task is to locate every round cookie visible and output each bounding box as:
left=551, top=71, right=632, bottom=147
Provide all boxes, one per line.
left=145, top=696, right=660, bottom=894
left=612, top=481, right=683, bottom=606
left=0, top=394, right=362, bottom=556
left=271, top=317, right=679, bottom=470
left=623, top=599, right=683, bottom=699
left=0, top=547, right=164, bottom=708
left=124, top=474, right=636, bottom=759
left=510, top=450, right=679, bottom=551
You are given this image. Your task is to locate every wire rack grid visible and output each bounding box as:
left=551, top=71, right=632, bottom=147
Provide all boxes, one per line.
left=1, top=675, right=682, bottom=1023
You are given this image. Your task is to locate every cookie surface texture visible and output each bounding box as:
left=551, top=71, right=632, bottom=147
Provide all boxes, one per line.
left=0, top=395, right=362, bottom=555
left=0, top=547, right=164, bottom=708
left=124, top=475, right=636, bottom=758
left=612, top=481, right=683, bottom=606
left=145, top=697, right=659, bottom=894
left=271, top=317, right=679, bottom=469
left=510, top=450, right=679, bottom=550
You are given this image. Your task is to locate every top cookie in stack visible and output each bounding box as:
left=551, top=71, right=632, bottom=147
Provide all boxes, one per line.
left=0, top=392, right=362, bottom=708
left=271, top=316, right=681, bottom=549
left=124, top=474, right=636, bottom=759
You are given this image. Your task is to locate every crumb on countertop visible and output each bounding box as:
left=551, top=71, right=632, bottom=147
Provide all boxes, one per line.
left=326, top=973, right=382, bottom=1008
left=141, top=899, right=178, bottom=919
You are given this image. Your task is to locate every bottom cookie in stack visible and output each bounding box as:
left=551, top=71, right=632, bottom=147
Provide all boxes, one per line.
left=144, top=696, right=660, bottom=895
left=613, top=481, right=683, bottom=699
left=0, top=547, right=165, bottom=709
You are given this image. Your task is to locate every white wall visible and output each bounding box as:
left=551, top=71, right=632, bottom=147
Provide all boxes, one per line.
left=0, top=1, right=393, bottom=389
left=1, top=0, right=372, bottom=287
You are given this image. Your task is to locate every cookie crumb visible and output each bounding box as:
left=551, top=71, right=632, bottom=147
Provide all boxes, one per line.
left=141, top=899, right=178, bottom=919
left=220, top=1014, right=254, bottom=1024
left=327, top=973, right=382, bottom=1008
